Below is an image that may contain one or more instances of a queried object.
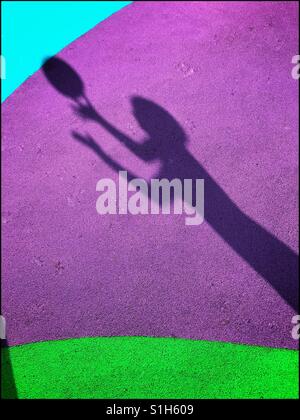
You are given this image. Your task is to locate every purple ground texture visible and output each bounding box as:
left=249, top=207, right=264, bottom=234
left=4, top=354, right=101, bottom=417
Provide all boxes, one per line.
left=2, top=1, right=299, bottom=348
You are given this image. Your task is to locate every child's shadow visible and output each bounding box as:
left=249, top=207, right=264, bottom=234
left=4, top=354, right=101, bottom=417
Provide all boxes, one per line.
left=43, top=57, right=298, bottom=312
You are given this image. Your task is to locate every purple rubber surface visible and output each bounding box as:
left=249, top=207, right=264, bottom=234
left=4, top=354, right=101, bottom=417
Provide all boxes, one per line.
left=2, top=1, right=298, bottom=348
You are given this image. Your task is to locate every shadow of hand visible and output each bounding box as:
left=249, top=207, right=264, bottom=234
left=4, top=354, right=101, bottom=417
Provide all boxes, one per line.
left=71, top=131, right=102, bottom=153
left=71, top=103, right=100, bottom=122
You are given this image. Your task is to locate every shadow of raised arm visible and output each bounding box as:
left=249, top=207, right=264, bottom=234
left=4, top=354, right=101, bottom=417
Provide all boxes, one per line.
left=72, top=101, right=153, bottom=160
left=71, top=131, right=137, bottom=181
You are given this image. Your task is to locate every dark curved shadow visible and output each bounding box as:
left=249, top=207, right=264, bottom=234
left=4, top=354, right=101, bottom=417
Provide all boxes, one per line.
left=1, top=340, right=18, bottom=399
left=42, top=57, right=299, bottom=312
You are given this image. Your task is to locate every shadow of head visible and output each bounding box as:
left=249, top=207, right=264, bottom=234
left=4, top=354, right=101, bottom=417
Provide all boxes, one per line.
left=130, top=96, right=187, bottom=153
left=42, top=57, right=84, bottom=101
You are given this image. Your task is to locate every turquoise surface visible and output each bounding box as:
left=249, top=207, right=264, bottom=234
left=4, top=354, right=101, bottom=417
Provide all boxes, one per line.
left=1, top=1, right=131, bottom=101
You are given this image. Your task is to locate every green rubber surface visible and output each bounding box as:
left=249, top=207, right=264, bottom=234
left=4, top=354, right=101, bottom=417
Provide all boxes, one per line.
left=1, top=336, right=299, bottom=399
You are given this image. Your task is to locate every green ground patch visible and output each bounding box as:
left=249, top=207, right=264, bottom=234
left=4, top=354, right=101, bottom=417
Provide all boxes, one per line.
left=1, top=336, right=298, bottom=399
